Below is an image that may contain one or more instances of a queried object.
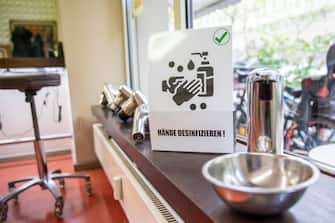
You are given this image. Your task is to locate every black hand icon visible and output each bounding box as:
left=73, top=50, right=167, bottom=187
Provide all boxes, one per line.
left=162, top=76, right=184, bottom=93
left=172, top=79, right=202, bottom=105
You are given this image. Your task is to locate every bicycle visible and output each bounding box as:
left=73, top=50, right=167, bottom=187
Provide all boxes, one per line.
left=284, top=43, right=335, bottom=153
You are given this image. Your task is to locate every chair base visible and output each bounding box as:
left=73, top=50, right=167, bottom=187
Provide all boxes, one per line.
left=0, top=169, right=92, bottom=222
left=0, top=79, right=92, bottom=222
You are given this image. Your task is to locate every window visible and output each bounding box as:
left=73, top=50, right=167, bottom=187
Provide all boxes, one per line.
left=191, top=0, right=335, bottom=153
left=193, top=0, right=335, bottom=85
left=124, top=0, right=335, bottom=155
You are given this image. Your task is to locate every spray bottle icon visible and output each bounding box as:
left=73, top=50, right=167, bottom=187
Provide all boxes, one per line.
left=191, top=51, right=214, bottom=97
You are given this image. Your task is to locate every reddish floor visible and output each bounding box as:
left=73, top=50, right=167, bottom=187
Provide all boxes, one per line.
left=0, top=154, right=129, bottom=223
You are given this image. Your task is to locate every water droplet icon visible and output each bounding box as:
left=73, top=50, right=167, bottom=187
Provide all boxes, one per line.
left=187, top=60, right=195, bottom=70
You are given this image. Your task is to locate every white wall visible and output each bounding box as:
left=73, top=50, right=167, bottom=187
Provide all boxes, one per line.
left=58, top=0, right=126, bottom=166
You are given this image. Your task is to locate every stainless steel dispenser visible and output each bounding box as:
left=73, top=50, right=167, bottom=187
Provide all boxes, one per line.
left=110, top=85, right=133, bottom=113
left=247, top=68, right=284, bottom=154
left=118, top=90, right=147, bottom=121
left=132, top=104, right=149, bottom=143
left=100, top=83, right=118, bottom=108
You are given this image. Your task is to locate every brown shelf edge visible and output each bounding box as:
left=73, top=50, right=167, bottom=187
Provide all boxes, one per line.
left=0, top=58, right=65, bottom=68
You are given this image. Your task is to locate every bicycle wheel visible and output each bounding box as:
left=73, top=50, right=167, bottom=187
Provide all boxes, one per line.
left=285, top=120, right=335, bottom=152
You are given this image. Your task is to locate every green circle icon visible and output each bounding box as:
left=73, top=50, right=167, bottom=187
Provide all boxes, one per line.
left=213, top=28, right=230, bottom=46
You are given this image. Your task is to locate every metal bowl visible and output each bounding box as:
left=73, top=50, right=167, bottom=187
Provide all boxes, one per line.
left=202, top=153, right=319, bottom=215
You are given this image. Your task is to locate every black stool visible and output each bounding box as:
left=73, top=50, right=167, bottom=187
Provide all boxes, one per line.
left=0, top=73, right=92, bottom=221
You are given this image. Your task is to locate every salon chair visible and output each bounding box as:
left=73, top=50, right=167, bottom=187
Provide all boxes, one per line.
left=0, top=73, right=92, bottom=221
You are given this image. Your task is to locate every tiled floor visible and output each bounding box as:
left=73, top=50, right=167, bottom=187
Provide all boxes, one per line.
left=0, top=154, right=129, bottom=223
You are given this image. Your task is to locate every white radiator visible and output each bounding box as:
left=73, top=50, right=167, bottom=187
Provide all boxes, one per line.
left=93, top=124, right=184, bottom=223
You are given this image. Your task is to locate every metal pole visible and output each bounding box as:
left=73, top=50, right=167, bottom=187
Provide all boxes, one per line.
left=185, top=0, right=193, bottom=29
left=27, top=92, right=48, bottom=178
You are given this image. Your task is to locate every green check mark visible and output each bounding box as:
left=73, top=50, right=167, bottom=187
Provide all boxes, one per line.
left=215, top=31, right=228, bottom=44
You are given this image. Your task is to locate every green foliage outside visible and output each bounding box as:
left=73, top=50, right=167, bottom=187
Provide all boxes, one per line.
left=194, top=0, right=335, bottom=87
left=255, top=32, right=335, bottom=86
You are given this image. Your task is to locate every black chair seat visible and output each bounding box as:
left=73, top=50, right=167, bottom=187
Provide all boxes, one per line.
left=0, top=73, right=60, bottom=91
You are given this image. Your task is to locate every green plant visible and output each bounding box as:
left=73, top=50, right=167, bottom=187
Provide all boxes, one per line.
left=255, top=32, right=335, bottom=86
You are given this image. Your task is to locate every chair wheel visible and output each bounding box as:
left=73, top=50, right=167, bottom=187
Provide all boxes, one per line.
left=58, top=179, right=65, bottom=189
left=0, top=203, right=8, bottom=223
left=52, top=169, right=62, bottom=174
left=54, top=198, right=64, bottom=219
left=86, top=182, right=93, bottom=196
left=8, top=186, right=18, bottom=203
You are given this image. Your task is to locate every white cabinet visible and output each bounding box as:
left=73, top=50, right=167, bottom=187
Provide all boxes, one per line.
left=93, top=124, right=184, bottom=223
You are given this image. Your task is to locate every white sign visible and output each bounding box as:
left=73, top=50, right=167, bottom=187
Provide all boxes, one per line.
left=148, top=27, right=234, bottom=153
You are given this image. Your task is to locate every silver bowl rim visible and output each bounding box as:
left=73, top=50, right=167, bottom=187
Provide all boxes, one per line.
left=202, top=152, right=320, bottom=194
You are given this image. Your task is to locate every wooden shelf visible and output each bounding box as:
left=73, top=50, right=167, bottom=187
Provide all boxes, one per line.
left=92, top=105, right=335, bottom=223
left=0, top=57, right=65, bottom=68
